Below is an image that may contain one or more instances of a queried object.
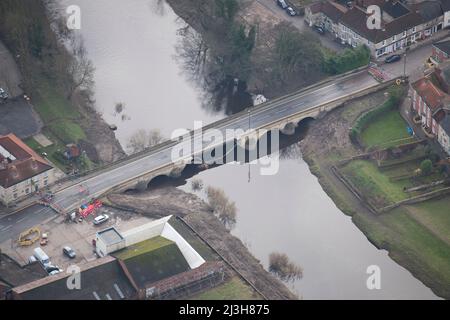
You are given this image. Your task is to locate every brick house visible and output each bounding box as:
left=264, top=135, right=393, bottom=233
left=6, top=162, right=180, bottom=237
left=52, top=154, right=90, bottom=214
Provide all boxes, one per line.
left=0, top=133, right=56, bottom=206
left=431, top=39, right=450, bottom=64
left=410, top=62, right=450, bottom=155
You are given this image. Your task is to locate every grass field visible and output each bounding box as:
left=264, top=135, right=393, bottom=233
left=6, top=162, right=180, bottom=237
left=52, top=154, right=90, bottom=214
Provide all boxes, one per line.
left=361, top=109, right=413, bottom=149
left=405, top=197, right=450, bottom=244
left=190, top=276, right=262, bottom=300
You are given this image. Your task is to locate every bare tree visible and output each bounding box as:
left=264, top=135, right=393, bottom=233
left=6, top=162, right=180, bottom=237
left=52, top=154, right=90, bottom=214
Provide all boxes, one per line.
left=205, top=186, right=237, bottom=230
left=269, top=252, right=303, bottom=282
left=126, top=129, right=164, bottom=154
left=66, top=36, right=95, bottom=99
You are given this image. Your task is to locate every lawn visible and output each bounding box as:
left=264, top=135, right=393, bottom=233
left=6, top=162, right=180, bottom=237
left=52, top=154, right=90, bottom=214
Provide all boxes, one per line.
left=342, top=160, right=410, bottom=206
left=405, top=197, right=450, bottom=244
left=379, top=207, right=450, bottom=297
left=190, top=276, right=262, bottom=300
left=33, top=79, right=86, bottom=144
left=361, top=109, right=413, bottom=149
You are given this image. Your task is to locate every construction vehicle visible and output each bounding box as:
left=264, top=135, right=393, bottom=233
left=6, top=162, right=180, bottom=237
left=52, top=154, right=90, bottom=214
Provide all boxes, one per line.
left=18, top=227, right=41, bottom=246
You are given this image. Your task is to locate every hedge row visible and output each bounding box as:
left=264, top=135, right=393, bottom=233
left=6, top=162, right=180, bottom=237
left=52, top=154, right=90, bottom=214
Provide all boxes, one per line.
left=349, top=98, right=398, bottom=143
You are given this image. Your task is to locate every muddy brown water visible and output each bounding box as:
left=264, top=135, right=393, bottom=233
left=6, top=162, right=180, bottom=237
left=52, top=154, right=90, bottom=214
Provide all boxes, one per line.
left=59, top=0, right=438, bottom=299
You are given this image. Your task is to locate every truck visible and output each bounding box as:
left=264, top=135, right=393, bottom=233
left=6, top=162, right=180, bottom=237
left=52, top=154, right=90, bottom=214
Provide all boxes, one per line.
left=33, top=247, right=50, bottom=267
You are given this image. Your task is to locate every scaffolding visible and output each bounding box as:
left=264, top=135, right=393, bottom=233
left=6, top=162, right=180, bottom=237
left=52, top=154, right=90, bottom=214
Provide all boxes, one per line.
left=145, top=261, right=227, bottom=300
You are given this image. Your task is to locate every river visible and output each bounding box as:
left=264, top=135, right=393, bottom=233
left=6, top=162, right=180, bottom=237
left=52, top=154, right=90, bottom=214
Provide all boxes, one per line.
left=59, top=0, right=438, bottom=299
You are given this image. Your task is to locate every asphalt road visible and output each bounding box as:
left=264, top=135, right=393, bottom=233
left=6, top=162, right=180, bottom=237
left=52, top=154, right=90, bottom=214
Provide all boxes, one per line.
left=0, top=70, right=379, bottom=242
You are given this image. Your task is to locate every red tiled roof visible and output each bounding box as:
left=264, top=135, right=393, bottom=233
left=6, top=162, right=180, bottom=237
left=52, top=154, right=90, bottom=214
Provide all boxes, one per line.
left=0, top=133, right=53, bottom=188
left=412, top=77, right=447, bottom=111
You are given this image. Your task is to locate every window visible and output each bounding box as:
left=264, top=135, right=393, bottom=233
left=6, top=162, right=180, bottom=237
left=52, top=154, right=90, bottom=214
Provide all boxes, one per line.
left=44, top=180, right=48, bottom=186
left=403, top=31, right=407, bottom=37
left=412, top=27, right=416, bottom=33
left=13, top=193, right=18, bottom=199
left=25, top=188, right=29, bottom=194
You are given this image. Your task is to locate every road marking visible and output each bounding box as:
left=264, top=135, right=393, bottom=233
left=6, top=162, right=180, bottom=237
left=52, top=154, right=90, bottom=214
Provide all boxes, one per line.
left=1, top=225, right=12, bottom=232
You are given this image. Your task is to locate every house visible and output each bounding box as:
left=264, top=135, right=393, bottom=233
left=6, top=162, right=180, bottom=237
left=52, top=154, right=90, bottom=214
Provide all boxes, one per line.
left=410, top=62, right=450, bottom=154
left=431, top=39, right=450, bottom=64
left=306, top=0, right=446, bottom=58
left=410, top=76, right=447, bottom=135
left=0, top=133, right=56, bottom=206
left=441, top=0, right=450, bottom=28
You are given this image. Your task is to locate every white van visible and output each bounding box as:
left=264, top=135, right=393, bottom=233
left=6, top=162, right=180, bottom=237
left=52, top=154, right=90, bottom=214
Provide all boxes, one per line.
left=33, top=247, right=50, bottom=266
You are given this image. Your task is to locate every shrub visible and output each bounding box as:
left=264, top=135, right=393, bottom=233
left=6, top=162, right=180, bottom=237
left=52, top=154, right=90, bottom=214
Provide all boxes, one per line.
left=349, top=86, right=404, bottom=144
left=420, top=159, right=433, bottom=176
left=323, top=45, right=370, bottom=75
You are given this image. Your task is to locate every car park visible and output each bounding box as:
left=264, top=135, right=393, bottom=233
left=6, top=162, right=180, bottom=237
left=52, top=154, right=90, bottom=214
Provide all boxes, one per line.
left=93, top=214, right=109, bottom=225
left=63, top=246, right=76, bottom=259
left=384, top=54, right=401, bottom=63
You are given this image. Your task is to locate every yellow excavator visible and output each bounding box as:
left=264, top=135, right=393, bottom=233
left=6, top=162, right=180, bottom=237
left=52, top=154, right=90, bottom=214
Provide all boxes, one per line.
left=18, top=227, right=41, bottom=247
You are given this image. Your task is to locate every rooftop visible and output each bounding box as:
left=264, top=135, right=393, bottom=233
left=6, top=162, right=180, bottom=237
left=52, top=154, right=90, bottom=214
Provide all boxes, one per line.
left=412, top=77, right=447, bottom=111
left=434, top=39, right=450, bottom=55
left=0, top=133, right=53, bottom=188
left=113, top=236, right=190, bottom=288
left=12, top=256, right=136, bottom=300
left=97, top=227, right=124, bottom=246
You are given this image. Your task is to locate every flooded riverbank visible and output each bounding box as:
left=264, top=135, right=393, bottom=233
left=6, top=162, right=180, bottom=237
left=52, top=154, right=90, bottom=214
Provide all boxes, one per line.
left=59, top=0, right=438, bottom=299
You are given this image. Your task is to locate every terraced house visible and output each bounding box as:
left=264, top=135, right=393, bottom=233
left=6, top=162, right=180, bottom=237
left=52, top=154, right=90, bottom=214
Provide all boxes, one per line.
left=410, top=62, right=450, bottom=155
left=305, top=0, right=450, bottom=58
left=0, top=133, right=55, bottom=206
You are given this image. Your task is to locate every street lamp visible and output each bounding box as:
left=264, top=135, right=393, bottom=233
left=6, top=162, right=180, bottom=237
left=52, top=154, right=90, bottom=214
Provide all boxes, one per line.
left=403, top=46, right=410, bottom=79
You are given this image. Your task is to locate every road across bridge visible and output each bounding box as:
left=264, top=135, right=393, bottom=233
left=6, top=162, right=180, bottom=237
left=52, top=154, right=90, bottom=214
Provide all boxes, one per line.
left=0, top=69, right=390, bottom=242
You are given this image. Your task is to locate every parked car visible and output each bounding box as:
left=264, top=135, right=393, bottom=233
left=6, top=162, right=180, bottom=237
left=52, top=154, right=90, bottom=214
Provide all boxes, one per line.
left=277, top=0, right=288, bottom=9
left=286, top=7, right=297, bottom=16
left=313, top=25, right=325, bottom=35
left=63, top=246, right=76, bottom=259
left=384, top=54, right=401, bottom=63
left=46, top=265, right=63, bottom=275
left=0, top=88, right=9, bottom=101
left=93, top=214, right=109, bottom=225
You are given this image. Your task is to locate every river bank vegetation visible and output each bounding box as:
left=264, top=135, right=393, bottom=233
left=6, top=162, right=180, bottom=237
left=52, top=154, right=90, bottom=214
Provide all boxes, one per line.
left=169, top=0, right=370, bottom=115
left=0, top=0, right=124, bottom=170
left=300, top=86, right=450, bottom=298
